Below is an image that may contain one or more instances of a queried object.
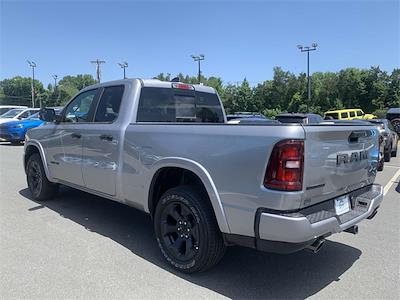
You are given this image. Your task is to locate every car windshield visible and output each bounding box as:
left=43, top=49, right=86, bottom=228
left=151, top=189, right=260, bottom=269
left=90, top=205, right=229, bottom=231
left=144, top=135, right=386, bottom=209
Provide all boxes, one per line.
left=0, top=109, right=24, bottom=118
left=27, top=112, right=40, bottom=120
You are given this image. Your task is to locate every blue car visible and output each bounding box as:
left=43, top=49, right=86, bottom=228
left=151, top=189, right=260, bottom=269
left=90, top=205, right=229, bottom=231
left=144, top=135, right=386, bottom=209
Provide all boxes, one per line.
left=0, top=112, right=44, bottom=144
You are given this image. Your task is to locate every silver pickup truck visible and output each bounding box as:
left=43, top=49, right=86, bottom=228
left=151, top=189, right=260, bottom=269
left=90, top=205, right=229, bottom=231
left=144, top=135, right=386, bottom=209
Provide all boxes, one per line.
left=24, top=79, right=383, bottom=273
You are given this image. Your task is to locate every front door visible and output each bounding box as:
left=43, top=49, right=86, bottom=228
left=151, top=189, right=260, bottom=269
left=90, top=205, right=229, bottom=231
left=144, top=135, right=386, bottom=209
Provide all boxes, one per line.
left=50, top=89, right=99, bottom=186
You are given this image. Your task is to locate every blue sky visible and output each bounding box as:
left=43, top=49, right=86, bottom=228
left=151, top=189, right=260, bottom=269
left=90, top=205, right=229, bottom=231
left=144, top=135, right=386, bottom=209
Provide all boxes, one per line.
left=1, top=0, right=399, bottom=86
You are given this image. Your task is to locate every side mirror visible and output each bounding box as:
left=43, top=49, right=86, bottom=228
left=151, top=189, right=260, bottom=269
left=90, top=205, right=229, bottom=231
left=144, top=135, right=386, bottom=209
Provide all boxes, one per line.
left=39, top=108, right=56, bottom=122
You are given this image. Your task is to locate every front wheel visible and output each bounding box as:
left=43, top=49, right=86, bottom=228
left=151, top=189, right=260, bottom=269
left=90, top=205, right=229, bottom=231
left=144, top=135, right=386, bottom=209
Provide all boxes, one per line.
left=154, top=186, right=226, bottom=273
left=26, top=153, right=58, bottom=201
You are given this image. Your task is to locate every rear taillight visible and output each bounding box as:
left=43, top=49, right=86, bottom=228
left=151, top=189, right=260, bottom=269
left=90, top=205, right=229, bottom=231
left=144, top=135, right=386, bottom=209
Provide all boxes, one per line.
left=264, top=140, right=304, bottom=191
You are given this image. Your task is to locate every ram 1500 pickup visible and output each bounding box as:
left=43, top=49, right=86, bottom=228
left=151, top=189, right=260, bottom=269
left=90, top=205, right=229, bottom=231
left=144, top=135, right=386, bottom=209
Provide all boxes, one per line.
left=24, top=79, right=383, bottom=273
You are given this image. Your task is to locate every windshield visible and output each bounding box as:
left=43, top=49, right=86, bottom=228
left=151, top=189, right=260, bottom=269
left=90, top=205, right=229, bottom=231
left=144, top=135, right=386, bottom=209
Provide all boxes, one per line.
left=0, top=109, right=24, bottom=118
left=27, top=112, right=40, bottom=120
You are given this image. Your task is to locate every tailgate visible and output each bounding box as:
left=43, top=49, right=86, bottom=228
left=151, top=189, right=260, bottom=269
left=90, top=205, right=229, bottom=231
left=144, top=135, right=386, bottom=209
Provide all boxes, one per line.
left=301, top=125, right=379, bottom=208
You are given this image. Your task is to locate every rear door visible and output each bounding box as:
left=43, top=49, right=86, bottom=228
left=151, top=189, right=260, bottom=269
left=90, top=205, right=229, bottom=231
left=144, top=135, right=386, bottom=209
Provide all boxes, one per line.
left=301, top=124, right=378, bottom=208
left=81, top=85, right=124, bottom=196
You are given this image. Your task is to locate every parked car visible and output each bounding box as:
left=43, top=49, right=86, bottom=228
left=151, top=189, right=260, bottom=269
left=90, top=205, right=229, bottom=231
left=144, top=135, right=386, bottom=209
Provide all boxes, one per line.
left=0, top=105, right=27, bottom=115
left=386, top=107, right=400, bottom=135
left=0, top=108, right=40, bottom=124
left=0, top=112, right=43, bottom=144
left=24, top=79, right=383, bottom=273
left=0, top=108, right=62, bottom=144
left=276, top=113, right=323, bottom=124
left=226, top=112, right=266, bottom=121
left=324, top=109, right=377, bottom=120
left=367, top=119, right=398, bottom=161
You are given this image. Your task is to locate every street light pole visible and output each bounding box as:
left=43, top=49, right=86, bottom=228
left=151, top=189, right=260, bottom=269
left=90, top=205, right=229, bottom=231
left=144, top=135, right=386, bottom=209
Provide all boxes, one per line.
left=297, top=43, right=318, bottom=111
left=52, top=74, right=58, bottom=90
left=191, top=54, right=205, bottom=84
left=27, top=60, right=36, bottom=108
left=118, top=62, right=128, bottom=79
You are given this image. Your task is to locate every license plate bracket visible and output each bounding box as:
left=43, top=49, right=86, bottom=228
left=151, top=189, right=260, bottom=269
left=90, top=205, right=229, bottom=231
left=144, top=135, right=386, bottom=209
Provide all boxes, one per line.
left=335, top=195, right=351, bottom=215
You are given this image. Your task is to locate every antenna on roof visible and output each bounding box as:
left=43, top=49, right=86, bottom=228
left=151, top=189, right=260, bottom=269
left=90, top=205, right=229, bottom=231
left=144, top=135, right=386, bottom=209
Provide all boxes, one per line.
left=171, top=77, right=180, bottom=82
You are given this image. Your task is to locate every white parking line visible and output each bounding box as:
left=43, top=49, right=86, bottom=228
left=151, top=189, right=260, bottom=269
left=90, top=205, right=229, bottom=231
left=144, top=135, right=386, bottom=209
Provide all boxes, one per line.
left=383, top=169, right=400, bottom=195
left=383, top=164, right=400, bottom=169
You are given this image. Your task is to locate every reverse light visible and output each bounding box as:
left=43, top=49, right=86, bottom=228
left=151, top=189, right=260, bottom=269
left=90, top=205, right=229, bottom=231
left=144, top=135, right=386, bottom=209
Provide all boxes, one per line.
left=264, top=140, right=304, bottom=191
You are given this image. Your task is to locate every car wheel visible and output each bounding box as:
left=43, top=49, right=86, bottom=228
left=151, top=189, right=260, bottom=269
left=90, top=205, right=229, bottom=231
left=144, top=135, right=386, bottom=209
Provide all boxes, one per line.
left=391, top=146, right=397, bottom=157
left=10, top=140, right=21, bottom=145
left=154, top=185, right=226, bottom=273
left=377, top=157, right=384, bottom=171
left=384, top=146, right=391, bottom=162
left=26, top=153, right=58, bottom=201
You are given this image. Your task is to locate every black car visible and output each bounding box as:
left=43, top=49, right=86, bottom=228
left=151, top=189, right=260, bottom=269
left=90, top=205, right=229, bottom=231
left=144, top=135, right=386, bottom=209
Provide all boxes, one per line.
left=275, top=113, right=323, bottom=124
left=386, top=107, right=400, bottom=134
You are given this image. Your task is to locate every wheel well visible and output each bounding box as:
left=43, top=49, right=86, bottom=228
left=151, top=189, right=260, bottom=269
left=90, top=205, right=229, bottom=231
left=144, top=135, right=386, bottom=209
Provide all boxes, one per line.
left=24, top=145, right=40, bottom=171
left=148, top=167, right=209, bottom=217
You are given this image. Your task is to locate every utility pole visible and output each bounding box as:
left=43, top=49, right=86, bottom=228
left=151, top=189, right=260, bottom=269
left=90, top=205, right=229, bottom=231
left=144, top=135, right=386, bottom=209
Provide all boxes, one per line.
left=191, top=54, right=205, bottom=84
left=297, top=43, right=318, bottom=111
left=27, top=60, right=36, bottom=108
left=90, top=59, right=106, bottom=83
left=118, top=62, right=128, bottom=79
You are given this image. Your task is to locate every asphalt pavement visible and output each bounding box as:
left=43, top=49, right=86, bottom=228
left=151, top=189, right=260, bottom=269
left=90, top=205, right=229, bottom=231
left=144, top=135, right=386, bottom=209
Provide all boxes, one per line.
left=0, top=142, right=399, bottom=299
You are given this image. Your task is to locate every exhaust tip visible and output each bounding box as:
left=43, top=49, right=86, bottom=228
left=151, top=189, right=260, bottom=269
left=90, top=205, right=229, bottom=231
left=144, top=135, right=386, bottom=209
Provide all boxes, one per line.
left=305, top=237, right=325, bottom=253
left=344, top=225, right=358, bottom=235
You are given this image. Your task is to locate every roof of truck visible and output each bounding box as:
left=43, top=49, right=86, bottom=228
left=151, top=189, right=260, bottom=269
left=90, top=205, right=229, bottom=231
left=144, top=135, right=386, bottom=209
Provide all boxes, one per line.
left=81, top=78, right=216, bottom=94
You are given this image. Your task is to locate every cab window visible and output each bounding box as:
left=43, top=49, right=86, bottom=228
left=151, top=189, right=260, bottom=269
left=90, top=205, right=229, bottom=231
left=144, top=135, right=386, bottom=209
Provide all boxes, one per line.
left=356, top=110, right=363, bottom=117
left=341, top=112, right=348, bottom=119
left=94, top=85, right=124, bottom=123
left=349, top=111, right=356, bottom=117
left=63, top=89, right=98, bottom=123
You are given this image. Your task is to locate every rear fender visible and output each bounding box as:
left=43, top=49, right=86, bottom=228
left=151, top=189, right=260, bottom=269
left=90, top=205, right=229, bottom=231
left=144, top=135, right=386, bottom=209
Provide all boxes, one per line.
left=146, top=157, right=230, bottom=233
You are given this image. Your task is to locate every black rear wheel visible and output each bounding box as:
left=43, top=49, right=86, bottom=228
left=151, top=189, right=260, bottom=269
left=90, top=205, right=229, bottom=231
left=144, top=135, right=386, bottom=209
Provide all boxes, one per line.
left=154, top=186, right=226, bottom=273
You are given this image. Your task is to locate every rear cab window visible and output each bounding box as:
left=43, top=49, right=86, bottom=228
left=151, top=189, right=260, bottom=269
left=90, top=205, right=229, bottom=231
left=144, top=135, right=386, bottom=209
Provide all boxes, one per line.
left=137, top=87, right=224, bottom=123
left=349, top=111, right=356, bottom=117
left=341, top=112, right=348, bottom=119
left=94, top=85, right=124, bottom=123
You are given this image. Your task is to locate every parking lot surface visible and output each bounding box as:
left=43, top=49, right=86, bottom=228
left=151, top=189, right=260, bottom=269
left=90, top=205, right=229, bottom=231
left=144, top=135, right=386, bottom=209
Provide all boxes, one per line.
left=0, top=142, right=399, bottom=299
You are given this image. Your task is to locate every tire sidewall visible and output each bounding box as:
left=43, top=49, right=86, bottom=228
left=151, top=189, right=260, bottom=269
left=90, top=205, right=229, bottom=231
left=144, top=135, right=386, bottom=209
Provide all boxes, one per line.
left=154, top=189, right=208, bottom=272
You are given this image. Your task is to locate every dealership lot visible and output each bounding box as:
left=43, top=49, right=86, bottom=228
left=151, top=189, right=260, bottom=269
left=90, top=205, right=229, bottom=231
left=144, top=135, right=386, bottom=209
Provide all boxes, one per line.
left=0, top=143, right=399, bottom=299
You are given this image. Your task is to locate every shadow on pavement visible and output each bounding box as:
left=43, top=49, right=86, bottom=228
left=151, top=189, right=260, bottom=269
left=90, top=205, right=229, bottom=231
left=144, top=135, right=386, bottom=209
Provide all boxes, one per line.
left=0, top=141, right=24, bottom=146
left=19, top=186, right=361, bottom=299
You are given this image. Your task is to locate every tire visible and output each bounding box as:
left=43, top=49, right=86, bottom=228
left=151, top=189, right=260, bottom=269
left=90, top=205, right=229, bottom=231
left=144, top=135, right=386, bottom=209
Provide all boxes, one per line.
left=10, top=140, right=21, bottom=145
left=384, top=146, right=391, bottom=162
left=154, top=185, right=226, bottom=273
left=391, top=146, right=397, bottom=157
left=377, top=157, right=384, bottom=171
left=26, top=153, right=58, bottom=201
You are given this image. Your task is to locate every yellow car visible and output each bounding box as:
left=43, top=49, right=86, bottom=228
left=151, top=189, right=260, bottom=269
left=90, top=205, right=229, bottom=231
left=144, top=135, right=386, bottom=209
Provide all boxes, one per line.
left=324, top=109, right=377, bottom=120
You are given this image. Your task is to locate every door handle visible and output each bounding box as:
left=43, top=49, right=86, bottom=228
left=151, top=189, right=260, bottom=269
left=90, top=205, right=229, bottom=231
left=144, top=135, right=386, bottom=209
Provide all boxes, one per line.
left=99, top=134, right=113, bottom=141
left=71, top=132, right=81, bottom=139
